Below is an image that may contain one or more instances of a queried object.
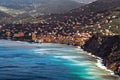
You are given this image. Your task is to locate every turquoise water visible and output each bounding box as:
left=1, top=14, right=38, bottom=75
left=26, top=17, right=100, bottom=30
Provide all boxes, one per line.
left=0, top=40, right=119, bottom=80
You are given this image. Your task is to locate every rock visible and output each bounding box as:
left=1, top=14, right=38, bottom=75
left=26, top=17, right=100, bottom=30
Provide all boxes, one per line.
left=82, top=35, right=120, bottom=76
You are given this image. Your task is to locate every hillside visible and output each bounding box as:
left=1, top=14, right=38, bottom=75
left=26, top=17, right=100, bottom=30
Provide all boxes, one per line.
left=51, top=0, right=120, bottom=35
left=30, top=0, right=84, bottom=15
left=70, top=0, right=120, bottom=15
left=0, top=11, right=11, bottom=18
left=0, top=11, right=13, bottom=24
left=79, top=0, right=120, bottom=76
left=0, top=0, right=84, bottom=16
left=82, top=35, right=120, bottom=76
left=6, top=0, right=119, bottom=35
left=0, top=6, right=25, bottom=16
left=0, top=0, right=85, bottom=24
left=11, top=0, right=120, bottom=35
left=0, top=0, right=44, bottom=9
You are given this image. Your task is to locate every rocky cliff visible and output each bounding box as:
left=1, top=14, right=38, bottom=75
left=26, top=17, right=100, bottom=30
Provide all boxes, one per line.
left=82, top=35, right=120, bottom=76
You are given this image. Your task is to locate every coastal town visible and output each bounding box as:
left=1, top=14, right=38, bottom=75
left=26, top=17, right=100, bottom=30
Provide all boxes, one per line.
left=0, top=0, right=120, bottom=78
left=0, top=6, right=119, bottom=45
left=0, top=22, right=91, bottom=46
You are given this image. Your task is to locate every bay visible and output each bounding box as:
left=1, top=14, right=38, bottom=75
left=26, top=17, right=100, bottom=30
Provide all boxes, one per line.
left=0, top=40, right=119, bottom=80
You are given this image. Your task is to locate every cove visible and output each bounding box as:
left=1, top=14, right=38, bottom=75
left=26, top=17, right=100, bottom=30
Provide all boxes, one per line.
left=0, top=40, right=119, bottom=80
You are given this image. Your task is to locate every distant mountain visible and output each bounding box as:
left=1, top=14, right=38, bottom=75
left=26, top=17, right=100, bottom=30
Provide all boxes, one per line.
left=0, top=0, right=84, bottom=16
left=0, top=0, right=85, bottom=23
left=31, top=0, right=84, bottom=15
left=0, top=11, right=11, bottom=18
left=0, top=11, right=13, bottom=24
left=0, top=0, right=43, bottom=9
left=70, top=0, right=120, bottom=15
left=0, top=6, right=25, bottom=16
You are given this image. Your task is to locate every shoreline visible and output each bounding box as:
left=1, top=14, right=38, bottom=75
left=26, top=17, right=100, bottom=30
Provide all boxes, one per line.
left=87, top=53, right=120, bottom=79
left=77, top=46, right=120, bottom=78
left=0, top=39, right=119, bottom=78
left=0, top=40, right=119, bottom=80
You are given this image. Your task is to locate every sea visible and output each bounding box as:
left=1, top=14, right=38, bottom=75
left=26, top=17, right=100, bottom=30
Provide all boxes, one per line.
left=0, top=40, right=119, bottom=80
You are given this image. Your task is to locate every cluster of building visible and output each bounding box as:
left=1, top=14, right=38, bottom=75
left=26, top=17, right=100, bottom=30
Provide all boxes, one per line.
left=0, top=7, right=119, bottom=46
left=0, top=22, right=91, bottom=46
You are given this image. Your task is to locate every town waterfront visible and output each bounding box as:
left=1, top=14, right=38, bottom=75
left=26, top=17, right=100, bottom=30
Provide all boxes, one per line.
left=0, top=40, right=119, bottom=80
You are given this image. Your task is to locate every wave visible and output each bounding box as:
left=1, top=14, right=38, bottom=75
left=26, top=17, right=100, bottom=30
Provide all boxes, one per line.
left=96, top=58, right=115, bottom=75
left=78, top=46, right=116, bottom=76
left=55, top=46, right=118, bottom=77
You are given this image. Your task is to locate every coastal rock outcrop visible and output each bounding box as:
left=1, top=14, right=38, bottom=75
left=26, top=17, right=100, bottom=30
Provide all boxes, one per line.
left=82, top=35, right=120, bottom=76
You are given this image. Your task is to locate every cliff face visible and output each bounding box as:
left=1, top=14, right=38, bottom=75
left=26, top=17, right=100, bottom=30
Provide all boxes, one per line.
left=82, top=35, right=120, bottom=76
